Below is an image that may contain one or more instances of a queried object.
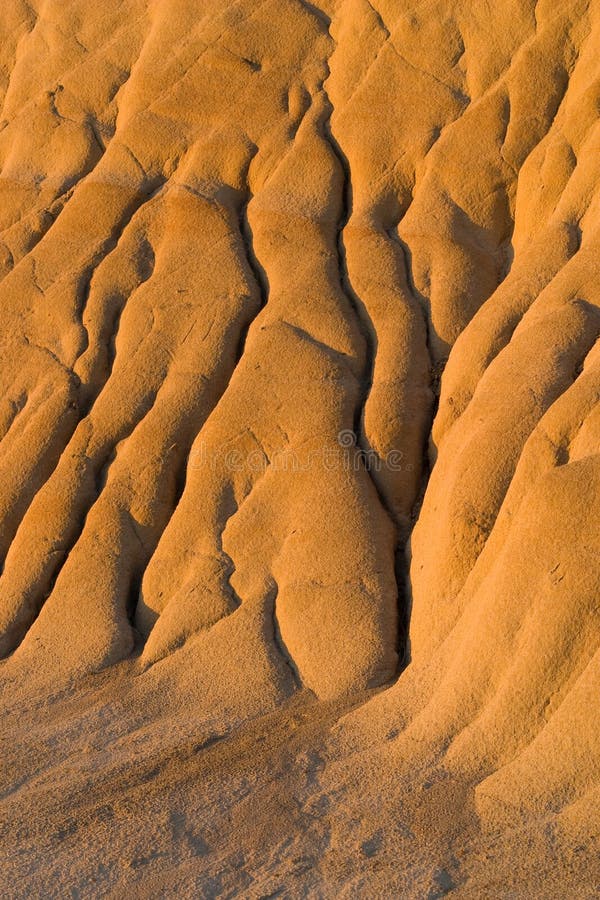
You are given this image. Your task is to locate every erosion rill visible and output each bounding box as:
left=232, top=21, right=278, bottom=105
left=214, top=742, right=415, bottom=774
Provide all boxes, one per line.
left=0, top=0, right=599, bottom=896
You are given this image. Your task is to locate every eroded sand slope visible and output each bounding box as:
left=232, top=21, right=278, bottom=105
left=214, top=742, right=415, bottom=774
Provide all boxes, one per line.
left=0, top=0, right=598, bottom=895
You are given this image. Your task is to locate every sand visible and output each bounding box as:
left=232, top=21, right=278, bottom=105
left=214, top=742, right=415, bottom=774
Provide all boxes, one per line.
left=0, top=0, right=598, bottom=895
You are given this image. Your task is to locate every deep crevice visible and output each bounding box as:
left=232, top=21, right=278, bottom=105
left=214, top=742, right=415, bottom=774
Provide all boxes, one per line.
left=318, top=90, right=384, bottom=489
left=4, top=387, right=159, bottom=657
left=75, top=176, right=166, bottom=377
left=234, top=187, right=270, bottom=365
left=309, top=18, right=416, bottom=678
left=270, top=582, right=302, bottom=689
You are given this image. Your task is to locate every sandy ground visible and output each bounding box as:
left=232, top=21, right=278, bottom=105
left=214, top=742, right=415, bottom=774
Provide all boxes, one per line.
left=1, top=662, right=599, bottom=897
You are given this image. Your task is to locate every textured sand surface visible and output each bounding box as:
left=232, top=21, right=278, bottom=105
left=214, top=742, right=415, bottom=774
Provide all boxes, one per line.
left=0, top=0, right=599, bottom=895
